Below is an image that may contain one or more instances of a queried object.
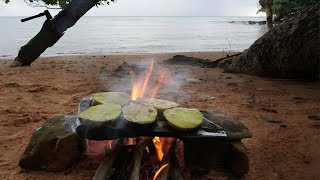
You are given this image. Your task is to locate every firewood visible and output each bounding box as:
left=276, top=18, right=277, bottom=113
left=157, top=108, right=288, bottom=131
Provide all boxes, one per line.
left=93, top=140, right=134, bottom=180
left=130, top=137, right=154, bottom=180
left=153, top=139, right=177, bottom=180
left=92, top=147, right=119, bottom=180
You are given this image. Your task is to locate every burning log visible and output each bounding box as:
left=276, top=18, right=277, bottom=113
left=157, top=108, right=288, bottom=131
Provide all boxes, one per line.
left=92, top=147, right=119, bottom=180
left=153, top=139, right=178, bottom=180
left=130, top=137, right=154, bottom=180
left=93, top=140, right=134, bottom=180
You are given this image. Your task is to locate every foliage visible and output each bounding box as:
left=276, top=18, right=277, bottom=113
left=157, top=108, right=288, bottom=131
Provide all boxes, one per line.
left=2, top=0, right=115, bottom=8
left=258, top=0, right=318, bottom=18
left=273, top=0, right=318, bottom=17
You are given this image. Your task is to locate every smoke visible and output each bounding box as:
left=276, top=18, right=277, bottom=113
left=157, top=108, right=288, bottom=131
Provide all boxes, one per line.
left=98, top=58, right=192, bottom=103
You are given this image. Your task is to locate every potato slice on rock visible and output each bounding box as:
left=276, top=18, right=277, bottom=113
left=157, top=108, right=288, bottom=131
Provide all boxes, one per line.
left=164, top=108, right=203, bottom=132
left=137, top=98, right=179, bottom=111
left=122, top=104, right=157, bottom=126
left=79, top=103, right=121, bottom=125
left=92, top=92, right=131, bottom=106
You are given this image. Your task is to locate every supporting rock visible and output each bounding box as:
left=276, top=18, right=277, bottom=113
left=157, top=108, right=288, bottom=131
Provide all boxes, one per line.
left=184, top=140, right=249, bottom=177
left=19, top=115, right=84, bottom=171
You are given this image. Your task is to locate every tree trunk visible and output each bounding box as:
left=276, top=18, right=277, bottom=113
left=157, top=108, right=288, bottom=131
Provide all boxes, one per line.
left=266, top=0, right=273, bottom=29
left=209, top=3, right=320, bottom=80
left=259, top=0, right=273, bottom=30
left=11, top=0, right=97, bottom=67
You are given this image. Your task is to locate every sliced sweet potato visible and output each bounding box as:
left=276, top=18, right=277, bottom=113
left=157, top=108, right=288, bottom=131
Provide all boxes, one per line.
left=122, top=104, right=157, bottom=126
left=137, top=98, right=179, bottom=111
left=92, top=92, right=131, bottom=106
left=79, top=103, right=121, bottom=126
left=164, top=108, right=203, bottom=132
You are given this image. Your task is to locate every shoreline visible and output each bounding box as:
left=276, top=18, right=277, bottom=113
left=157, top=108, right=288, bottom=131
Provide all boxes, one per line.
left=0, top=50, right=240, bottom=60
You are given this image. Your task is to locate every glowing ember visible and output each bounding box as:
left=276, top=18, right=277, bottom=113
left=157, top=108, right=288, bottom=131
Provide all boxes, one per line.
left=153, top=163, right=169, bottom=180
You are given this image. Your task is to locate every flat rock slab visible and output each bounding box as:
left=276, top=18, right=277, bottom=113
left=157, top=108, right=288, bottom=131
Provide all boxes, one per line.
left=202, top=111, right=252, bottom=140
left=19, top=115, right=84, bottom=172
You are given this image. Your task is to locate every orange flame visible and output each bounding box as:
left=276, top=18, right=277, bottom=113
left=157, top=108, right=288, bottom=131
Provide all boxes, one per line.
left=131, top=59, right=154, bottom=100
left=153, top=137, right=164, bottom=161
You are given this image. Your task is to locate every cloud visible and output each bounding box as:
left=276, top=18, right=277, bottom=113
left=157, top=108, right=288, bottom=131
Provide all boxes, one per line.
left=0, top=0, right=260, bottom=16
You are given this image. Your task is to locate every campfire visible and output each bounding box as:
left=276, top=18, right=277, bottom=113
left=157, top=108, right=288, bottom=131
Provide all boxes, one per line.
left=84, top=60, right=185, bottom=179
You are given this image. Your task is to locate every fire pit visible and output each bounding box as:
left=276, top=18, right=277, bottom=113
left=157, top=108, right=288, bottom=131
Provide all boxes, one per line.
left=18, top=60, right=252, bottom=179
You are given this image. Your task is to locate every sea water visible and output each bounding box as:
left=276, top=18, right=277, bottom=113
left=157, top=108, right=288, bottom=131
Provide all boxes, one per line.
left=0, top=16, right=267, bottom=57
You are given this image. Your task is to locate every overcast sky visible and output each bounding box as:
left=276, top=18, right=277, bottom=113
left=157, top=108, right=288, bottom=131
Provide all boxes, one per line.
left=0, top=0, right=263, bottom=17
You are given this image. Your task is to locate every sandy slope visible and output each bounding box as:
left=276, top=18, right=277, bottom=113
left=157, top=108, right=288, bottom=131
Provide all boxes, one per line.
left=0, top=52, right=319, bottom=180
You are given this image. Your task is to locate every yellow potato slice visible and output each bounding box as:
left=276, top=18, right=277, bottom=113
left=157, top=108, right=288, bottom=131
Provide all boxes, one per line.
left=122, top=104, right=157, bottom=125
left=79, top=103, right=121, bottom=125
left=137, top=98, right=179, bottom=111
left=92, top=92, right=131, bottom=106
left=164, top=108, right=203, bottom=132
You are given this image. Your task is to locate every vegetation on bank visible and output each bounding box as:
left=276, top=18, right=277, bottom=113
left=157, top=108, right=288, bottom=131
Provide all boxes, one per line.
left=259, top=0, right=318, bottom=19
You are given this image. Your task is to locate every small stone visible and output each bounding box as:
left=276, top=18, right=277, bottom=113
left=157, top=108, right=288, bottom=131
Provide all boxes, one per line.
left=205, top=96, right=215, bottom=101
left=256, top=88, right=265, bottom=91
left=260, top=116, right=282, bottom=124
left=19, top=115, right=84, bottom=172
left=186, top=78, right=202, bottom=83
left=280, top=124, right=288, bottom=128
left=292, top=97, right=304, bottom=100
left=308, top=115, right=320, bottom=121
left=227, top=83, right=238, bottom=87
left=261, top=107, right=278, bottom=113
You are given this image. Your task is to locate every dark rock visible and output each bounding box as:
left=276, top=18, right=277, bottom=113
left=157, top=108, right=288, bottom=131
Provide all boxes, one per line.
left=292, top=97, right=304, bottom=100
left=261, top=107, right=278, bottom=113
left=203, top=111, right=252, bottom=140
left=308, top=114, right=320, bottom=121
left=215, top=3, right=320, bottom=79
left=227, top=83, right=238, bottom=87
left=280, top=124, right=288, bottom=128
left=19, top=115, right=84, bottom=172
left=111, top=66, right=130, bottom=78
left=230, top=141, right=249, bottom=176
left=163, top=55, right=210, bottom=66
left=260, top=116, right=282, bottom=123
left=112, top=62, right=147, bottom=77
left=184, top=140, right=249, bottom=177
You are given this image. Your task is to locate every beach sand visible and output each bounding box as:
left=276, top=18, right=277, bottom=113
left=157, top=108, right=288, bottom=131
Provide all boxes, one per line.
left=0, top=52, right=319, bottom=179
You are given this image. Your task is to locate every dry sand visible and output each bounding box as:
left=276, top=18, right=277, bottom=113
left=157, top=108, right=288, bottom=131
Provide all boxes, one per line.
left=0, top=52, right=319, bottom=180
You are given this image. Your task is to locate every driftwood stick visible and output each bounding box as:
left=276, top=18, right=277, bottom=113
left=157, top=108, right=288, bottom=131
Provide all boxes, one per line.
left=153, top=139, right=177, bottom=180
left=93, top=139, right=134, bottom=180
left=130, top=137, right=154, bottom=180
left=92, top=147, right=119, bottom=180
left=168, top=153, right=184, bottom=180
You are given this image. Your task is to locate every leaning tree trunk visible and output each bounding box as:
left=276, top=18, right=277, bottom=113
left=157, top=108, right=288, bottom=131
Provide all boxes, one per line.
left=210, top=2, right=320, bottom=80
left=259, top=0, right=273, bottom=30
left=11, top=0, right=97, bottom=67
